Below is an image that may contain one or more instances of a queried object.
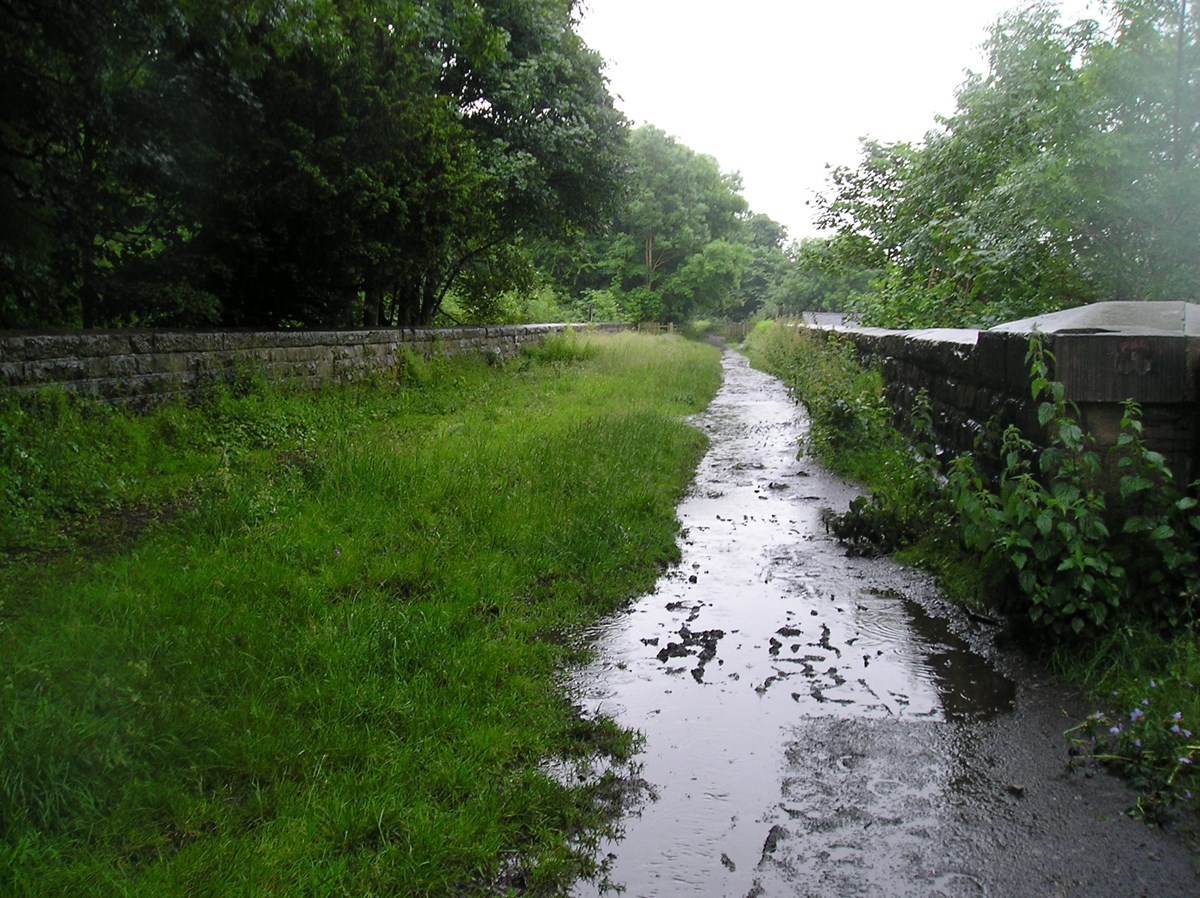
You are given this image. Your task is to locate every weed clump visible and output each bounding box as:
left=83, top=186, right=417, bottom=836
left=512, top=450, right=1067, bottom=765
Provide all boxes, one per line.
left=520, top=328, right=599, bottom=365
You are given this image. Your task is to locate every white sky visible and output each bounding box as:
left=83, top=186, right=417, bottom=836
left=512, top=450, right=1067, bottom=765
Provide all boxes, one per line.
left=576, top=0, right=1106, bottom=240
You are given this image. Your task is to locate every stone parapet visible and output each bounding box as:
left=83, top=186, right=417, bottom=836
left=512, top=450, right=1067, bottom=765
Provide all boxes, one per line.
left=817, top=302, right=1200, bottom=486
left=0, top=323, right=628, bottom=406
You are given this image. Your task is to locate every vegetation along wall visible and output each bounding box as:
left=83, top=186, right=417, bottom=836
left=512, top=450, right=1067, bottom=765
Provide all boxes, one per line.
left=0, top=324, right=627, bottom=405
left=824, top=302, right=1200, bottom=486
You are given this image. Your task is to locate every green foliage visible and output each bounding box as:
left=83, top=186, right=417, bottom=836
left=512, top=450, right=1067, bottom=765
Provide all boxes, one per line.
left=948, top=336, right=1200, bottom=639
left=817, top=0, right=1200, bottom=328
left=536, top=125, right=790, bottom=325
left=1111, top=399, right=1200, bottom=627
left=774, top=235, right=880, bottom=317
left=1, top=0, right=627, bottom=328
left=519, top=328, right=599, bottom=365
left=948, top=338, right=1123, bottom=637
left=1063, top=634, right=1200, bottom=819
left=0, top=332, right=722, bottom=895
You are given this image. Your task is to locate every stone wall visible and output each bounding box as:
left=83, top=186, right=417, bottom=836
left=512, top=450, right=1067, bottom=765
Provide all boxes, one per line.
left=0, top=323, right=628, bottom=405
left=820, top=302, right=1200, bottom=486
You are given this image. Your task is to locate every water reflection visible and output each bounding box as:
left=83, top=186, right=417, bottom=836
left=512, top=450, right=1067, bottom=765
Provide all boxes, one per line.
left=568, top=351, right=1015, bottom=898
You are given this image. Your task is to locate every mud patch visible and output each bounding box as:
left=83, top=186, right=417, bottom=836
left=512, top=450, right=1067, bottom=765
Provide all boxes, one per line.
left=569, top=350, right=1198, bottom=898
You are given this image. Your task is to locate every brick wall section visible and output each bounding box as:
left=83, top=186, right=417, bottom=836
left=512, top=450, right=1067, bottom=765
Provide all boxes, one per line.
left=817, top=324, right=1200, bottom=486
left=0, top=323, right=628, bottom=405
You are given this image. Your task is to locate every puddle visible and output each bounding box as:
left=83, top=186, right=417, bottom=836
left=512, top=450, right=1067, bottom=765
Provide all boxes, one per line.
left=568, top=350, right=1017, bottom=898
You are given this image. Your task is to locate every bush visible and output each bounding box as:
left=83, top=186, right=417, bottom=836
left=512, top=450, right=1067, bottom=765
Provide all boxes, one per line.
left=949, top=337, right=1200, bottom=638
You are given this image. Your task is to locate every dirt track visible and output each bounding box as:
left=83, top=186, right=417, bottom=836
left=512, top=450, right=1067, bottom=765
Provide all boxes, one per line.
left=570, top=349, right=1198, bottom=898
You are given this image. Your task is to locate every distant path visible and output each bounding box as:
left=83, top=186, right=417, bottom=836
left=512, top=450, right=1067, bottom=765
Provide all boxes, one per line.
left=571, top=349, right=1197, bottom=898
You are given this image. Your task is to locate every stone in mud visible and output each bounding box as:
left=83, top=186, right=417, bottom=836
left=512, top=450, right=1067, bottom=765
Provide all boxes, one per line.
left=760, top=824, right=788, bottom=859
left=656, top=642, right=689, bottom=662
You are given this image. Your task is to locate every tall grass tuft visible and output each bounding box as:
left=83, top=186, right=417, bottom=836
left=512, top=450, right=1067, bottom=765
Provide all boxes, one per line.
left=0, top=331, right=721, bottom=895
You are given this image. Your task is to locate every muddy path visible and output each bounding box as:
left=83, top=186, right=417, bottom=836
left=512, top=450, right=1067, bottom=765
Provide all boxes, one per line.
left=569, top=349, right=1197, bottom=898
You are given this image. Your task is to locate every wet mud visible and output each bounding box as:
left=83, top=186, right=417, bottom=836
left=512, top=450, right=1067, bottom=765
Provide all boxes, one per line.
left=569, top=350, right=1198, bottom=898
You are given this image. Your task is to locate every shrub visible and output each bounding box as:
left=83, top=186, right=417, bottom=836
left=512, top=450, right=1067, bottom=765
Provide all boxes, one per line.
left=949, top=336, right=1200, bottom=638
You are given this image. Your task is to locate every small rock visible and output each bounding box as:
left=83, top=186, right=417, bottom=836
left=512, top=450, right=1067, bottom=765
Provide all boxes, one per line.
left=1007, top=784, right=1026, bottom=798
left=761, top=824, right=788, bottom=858
left=720, top=852, right=736, bottom=871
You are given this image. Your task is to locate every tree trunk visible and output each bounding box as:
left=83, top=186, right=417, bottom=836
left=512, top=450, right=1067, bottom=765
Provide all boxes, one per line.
left=363, top=283, right=383, bottom=327
left=419, top=279, right=441, bottom=325
left=394, top=274, right=422, bottom=327
left=644, top=234, right=656, bottom=290
left=78, top=129, right=99, bottom=329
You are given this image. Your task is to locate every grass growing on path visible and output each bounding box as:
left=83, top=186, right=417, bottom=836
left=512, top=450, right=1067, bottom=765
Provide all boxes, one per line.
left=0, top=331, right=722, bottom=896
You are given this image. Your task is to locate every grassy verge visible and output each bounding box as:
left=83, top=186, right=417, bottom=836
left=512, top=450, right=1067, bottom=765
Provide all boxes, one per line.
left=0, top=330, right=722, bottom=896
left=743, top=320, right=1199, bottom=826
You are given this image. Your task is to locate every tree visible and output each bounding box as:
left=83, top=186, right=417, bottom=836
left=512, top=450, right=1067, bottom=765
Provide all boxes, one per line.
left=776, top=236, right=880, bottom=316
left=814, top=1, right=1200, bottom=328
left=727, top=213, right=792, bottom=320
left=1, top=0, right=626, bottom=328
left=568, top=125, right=749, bottom=322
left=665, top=238, right=750, bottom=320
left=0, top=0, right=277, bottom=327
left=1073, top=0, right=1200, bottom=301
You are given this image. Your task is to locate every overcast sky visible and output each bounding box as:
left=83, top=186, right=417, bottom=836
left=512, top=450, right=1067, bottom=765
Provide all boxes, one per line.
left=576, top=0, right=1106, bottom=241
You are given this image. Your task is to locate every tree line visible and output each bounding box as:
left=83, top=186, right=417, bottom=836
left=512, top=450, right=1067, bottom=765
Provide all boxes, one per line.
left=816, top=0, right=1200, bottom=328
left=20, top=1, right=1186, bottom=332
left=2, top=0, right=851, bottom=331
left=2, top=0, right=629, bottom=329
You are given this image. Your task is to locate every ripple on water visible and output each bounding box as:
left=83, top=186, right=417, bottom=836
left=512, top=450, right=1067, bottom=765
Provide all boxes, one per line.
left=848, top=589, right=1016, bottom=722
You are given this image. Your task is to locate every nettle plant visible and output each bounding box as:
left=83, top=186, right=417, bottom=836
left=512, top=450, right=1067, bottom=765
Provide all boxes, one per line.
left=1111, top=398, right=1200, bottom=629
left=948, top=335, right=1200, bottom=638
left=948, top=337, right=1120, bottom=637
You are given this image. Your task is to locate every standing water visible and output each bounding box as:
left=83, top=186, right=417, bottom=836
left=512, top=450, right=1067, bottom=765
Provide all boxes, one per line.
left=568, top=350, right=1197, bottom=898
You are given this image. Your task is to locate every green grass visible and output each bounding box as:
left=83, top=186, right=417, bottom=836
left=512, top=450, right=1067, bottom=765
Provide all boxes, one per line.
left=0, top=331, right=722, bottom=896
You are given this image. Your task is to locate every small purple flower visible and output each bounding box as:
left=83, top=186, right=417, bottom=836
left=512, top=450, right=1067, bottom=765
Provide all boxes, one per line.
left=1150, top=679, right=1157, bottom=688
left=1173, top=711, right=1183, bottom=721
left=1141, top=698, right=1150, bottom=706
left=1130, top=708, right=1145, bottom=722
left=1172, top=724, right=1182, bottom=734
left=1109, top=725, right=1123, bottom=735
left=1178, top=757, right=1192, bottom=765
left=1185, top=730, right=1194, bottom=739
left=1134, top=739, right=1143, bottom=748
left=1092, top=711, right=1105, bottom=721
